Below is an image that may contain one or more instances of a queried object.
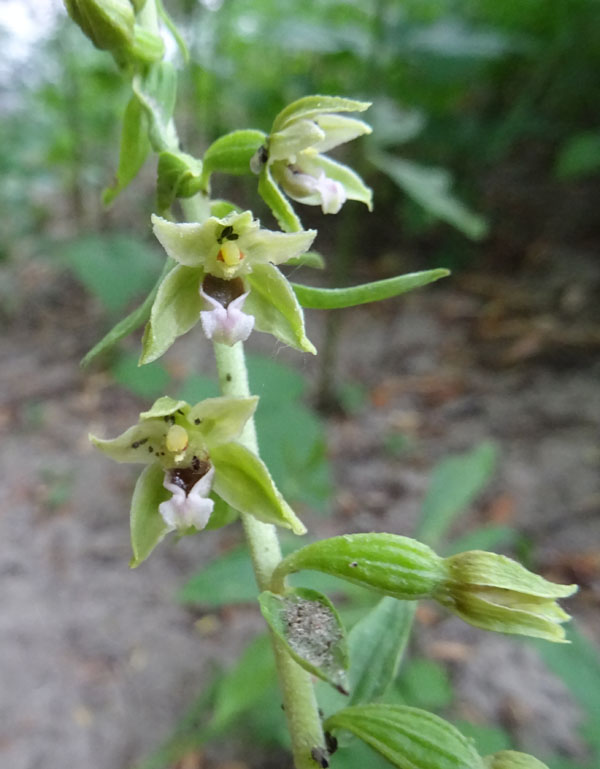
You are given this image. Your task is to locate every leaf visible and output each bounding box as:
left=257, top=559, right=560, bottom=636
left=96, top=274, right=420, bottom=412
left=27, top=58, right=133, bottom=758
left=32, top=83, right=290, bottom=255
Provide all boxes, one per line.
left=130, top=463, right=171, bottom=567
left=132, top=62, right=178, bottom=152
left=202, top=129, right=267, bottom=184
left=258, top=164, right=303, bottom=232
left=371, top=152, right=488, bottom=240
left=324, top=704, right=483, bottom=769
left=273, top=95, right=371, bottom=132
left=139, top=264, right=203, bottom=365
left=397, top=658, right=453, bottom=710
left=103, top=94, right=150, bottom=205
left=80, top=258, right=174, bottom=368
left=245, top=263, right=316, bottom=354
left=417, top=442, right=498, bottom=548
left=272, top=533, right=446, bottom=598
left=555, top=132, right=600, bottom=180
left=292, top=269, right=449, bottom=310
left=210, top=442, right=306, bottom=534
left=177, top=545, right=258, bottom=606
left=259, top=588, right=349, bottom=693
left=451, top=722, right=511, bottom=757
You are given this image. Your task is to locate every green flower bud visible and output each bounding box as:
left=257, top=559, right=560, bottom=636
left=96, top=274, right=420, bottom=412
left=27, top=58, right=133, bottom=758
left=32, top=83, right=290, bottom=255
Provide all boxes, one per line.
left=436, top=550, right=577, bottom=642
left=64, top=0, right=135, bottom=53
left=129, top=24, right=165, bottom=63
left=484, top=750, right=549, bottom=769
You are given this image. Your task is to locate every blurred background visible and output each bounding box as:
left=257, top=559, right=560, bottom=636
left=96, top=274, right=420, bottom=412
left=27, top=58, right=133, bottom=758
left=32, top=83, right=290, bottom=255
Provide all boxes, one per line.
left=1, top=1, right=599, bottom=768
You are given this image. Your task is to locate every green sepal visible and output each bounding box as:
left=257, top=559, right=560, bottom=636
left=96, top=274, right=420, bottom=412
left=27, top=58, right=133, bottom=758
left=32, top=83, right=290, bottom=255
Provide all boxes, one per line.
left=129, top=24, right=165, bottom=63
left=285, top=250, right=325, bottom=270
left=292, top=268, right=450, bottom=310
left=157, top=150, right=204, bottom=214
left=204, top=493, right=239, bottom=531
left=484, top=750, right=549, bottom=769
left=130, top=463, right=171, bottom=567
left=132, top=62, right=178, bottom=152
left=301, top=153, right=373, bottom=210
left=310, top=113, right=372, bottom=154
left=271, top=533, right=446, bottom=596
left=140, top=395, right=189, bottom=420
left=80, top=258, right=174, bottom=367
left=268, top=119, right=325, bottom=162
left=273, top=95, right=371, bottom=132
left=258, top=164, right=302, bottom=233
left=102, top=93, right=150, bottom=206
left=89, top=420, right=167, bottom=464
left=324, top=704, right=484, bottom=769
left=201, top=129, right=267, bottom=188
left=210, top=442, right=306, bottom=535
left=259, top=587, right=349, bottom=694
left=245, top=263, right=316, bottom=354
left=188, top=396, right=258, bottom=446
left=139, top=264, right=203, bottom=365
left=64, top=0, right=134, bottom=54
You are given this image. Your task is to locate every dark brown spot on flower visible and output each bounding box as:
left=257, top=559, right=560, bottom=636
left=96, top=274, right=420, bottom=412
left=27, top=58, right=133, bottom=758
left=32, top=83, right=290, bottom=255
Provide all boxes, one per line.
left=168, top=461, right=211, bottom=495
left=202, top=274, right=245, bottom=308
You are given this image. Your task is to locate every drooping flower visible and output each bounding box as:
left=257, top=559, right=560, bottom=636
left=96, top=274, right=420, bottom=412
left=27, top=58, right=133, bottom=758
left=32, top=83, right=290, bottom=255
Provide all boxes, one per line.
left=251, top=95, right=373, bottom=229
left=141, top=210, right=316, bottom=363
left=90, top=395, right=305, bottom=565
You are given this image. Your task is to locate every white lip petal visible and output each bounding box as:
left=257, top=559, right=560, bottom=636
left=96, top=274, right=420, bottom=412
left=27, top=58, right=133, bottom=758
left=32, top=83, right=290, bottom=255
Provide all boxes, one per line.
left=200, top=290, right=255, bottom=346
left=158, top=467, right=216, bottom=531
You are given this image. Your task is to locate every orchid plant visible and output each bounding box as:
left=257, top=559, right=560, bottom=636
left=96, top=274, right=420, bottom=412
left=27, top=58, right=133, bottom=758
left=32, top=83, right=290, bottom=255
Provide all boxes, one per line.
left=67, top=2, right=577, bottom=769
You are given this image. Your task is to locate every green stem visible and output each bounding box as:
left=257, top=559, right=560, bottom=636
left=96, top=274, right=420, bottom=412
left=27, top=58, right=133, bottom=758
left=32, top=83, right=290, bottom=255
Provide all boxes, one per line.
left=212, top=340, right=326, bottom=769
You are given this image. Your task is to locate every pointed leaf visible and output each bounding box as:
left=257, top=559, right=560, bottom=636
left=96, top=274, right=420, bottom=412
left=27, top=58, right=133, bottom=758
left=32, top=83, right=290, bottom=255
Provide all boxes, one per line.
left=210, top=442, right=306, bottom=534
left=130, top=463, right=171, bottom=567
left=259, top=588, right=349, bottom=693
left=292, top=269, right=449, bottom=310
left=102, top=94, right=150, bottom=205
left=245, top=263, right=316, bottom=354
left=140, top=264, right=203, bottom=364
left=273, top=95, right=371, bottom=132
left=202, top=129, right=267, bottom=184
left=272, top=533, right=447, bottom=597
left=324, top=704, right=484, bottom=769
left=188, top=396, right=258, bottom=446
left=258, top=165, right=303, bottom=232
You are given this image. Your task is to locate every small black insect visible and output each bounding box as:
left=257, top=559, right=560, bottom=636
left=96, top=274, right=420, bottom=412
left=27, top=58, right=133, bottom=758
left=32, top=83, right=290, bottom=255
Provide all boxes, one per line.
left=324, top=731, right=338, bottom=756
left=310, top=747, right=329, bottom=768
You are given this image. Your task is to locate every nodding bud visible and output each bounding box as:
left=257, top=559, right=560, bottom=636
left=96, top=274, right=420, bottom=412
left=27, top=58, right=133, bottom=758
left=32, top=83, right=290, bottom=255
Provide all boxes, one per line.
left=484, top=750, right=550, bottom=769
left=64, top=0, right=135, bottom=53
left=435, top=550, right=577, bottom=642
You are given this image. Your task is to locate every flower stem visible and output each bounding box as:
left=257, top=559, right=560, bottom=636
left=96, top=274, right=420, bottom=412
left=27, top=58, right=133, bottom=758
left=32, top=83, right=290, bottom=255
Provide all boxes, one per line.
left=213, top=340, right=326, bottom=769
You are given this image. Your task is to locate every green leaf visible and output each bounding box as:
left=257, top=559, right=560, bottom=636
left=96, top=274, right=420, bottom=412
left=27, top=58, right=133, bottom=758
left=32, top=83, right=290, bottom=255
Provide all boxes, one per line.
left=202, top=129, right=267, bottom=185
left=272, top=533, right=446, bottom=598
left=210, top=442, right=306, bottom=534
left=156, top=150, right=204, bottom=214
left=81, top=258, right=174, bottom=368
left=555, top=132, right=600, bottom=179
left=139, top=264, right=203, bottom=365
left=132, top=62, right=178, bottom=152
left=417, top=442, right=498, bottom=548
left=245, top=262, right=316, bottom=354
left=258, top=164, right=303, bottom=232
left=103, top=94, right=150, bottom=205
left=130, top=463, right=171, bottom=567
left=273, top=95, right=371, bottom=132
left=259, top=588, right=349, bottom=693
left=371, top=152, right=488, bottom=240
left=325, top=704, right=483, bottom=769
left=397, top=658, right=453, bottom=710
left=177, top=545, right=258, bottom=606
left=292, top=269, right=449, bottom=310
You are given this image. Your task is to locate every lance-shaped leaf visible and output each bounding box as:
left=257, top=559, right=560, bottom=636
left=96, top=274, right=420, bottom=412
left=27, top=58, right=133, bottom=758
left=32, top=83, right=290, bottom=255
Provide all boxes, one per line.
left=324, top=705, right=484, bottom=769
left=157, top=150, right=204, bottom=214
left=140, top=264, right=204, bottom=364
left=292, top=269, right=449, bottom=310
left=103, top=94, right=150, bottom=206
left=245, top=263, right=316, bottom=354
left=271, top=533, right=447, bottom=596
left=202, top=129, right=267, bottom=186
left=273, top=95, right=371, bottom=132
left=259, top=588, right=349, bottom=693
left=210, top=442, right=306, bottom=535
left=484, top=751, right=549, bottom=769
left=130, top=463, right=171, bottom=567
left=258, top=164, right=303, bottom=232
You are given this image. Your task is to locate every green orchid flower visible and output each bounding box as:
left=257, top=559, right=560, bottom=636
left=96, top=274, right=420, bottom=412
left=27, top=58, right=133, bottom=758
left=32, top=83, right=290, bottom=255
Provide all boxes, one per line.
left=141, top=210, right=317, bottom=363
left=252, top=95, right=373, bottom=231
left=90, top=395, right=306, bottom=566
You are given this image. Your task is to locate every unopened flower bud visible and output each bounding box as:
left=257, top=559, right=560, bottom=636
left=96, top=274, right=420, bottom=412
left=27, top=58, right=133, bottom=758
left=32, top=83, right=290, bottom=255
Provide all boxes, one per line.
left=129, top=24, right=165, bottom=63
left=64, top=0, right=135, bottom=53
left=435, top=550, right=577, bottom=642
left=484, top=750, right=549, bottom=769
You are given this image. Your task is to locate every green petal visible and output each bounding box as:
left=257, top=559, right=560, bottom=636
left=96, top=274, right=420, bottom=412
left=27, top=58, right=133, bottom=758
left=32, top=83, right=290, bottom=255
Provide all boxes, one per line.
left=187, top=396, right=258, bottom=446
left=245, top=264, right=316, bottom=354
left=139, top=264, right=203, bottom=365
left=273, top=95, right=371, bottom=132
left=90, top=420, right=167, bottom=464
left=140, top=395, right=190, bottom=420
left=257, top=165, right=303, bottom=233
left=241, top=225, right=316, bottom=267
left=268, top=119, right=325, bottom=162
left=130, top=463, right=171, bottom=567
left=210, top=442, right=306, bottom=535
left=300, top=153, right=373, bottom=210
left=312, top=114, right=372, bottom=154
left=151, top=214, right=220, bottom=267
